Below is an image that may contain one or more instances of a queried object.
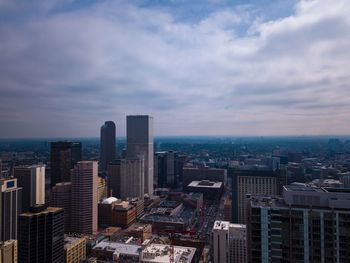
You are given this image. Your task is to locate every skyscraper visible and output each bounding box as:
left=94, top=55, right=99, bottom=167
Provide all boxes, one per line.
left=50, top=141, right=82, bottom=187
left=154, top=151, right=175, bottom=188
left=100, top=121, right=116, bottom=172
left=107, top=159, right=144, bottom=199
left=14, top=165, right=45, bottom=212
left=126, top=115, right=154, bottom=196
left=18, top=205, right=64, bottom=263
left=0, top=178, right=22, bottom=242
left=51, top=182, right=72, bottom=233
left=71, top=161, right=98, bottom=234
left=247, top=184, right=350, bottom=263
left=212, top=221, right=230, bottom=263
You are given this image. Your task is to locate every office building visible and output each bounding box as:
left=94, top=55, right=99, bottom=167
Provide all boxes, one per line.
left=64, top=236, right=86, bottom=263
left=51, top=182, right=72, bottom=233
left=141, top=244, right=196, bottom=263
left=154, top=151, right=175, bottom=188
left=126, top=115, right=154, bottom=196
left=97, top=177, right=107, bottom=202
left=92, top=241, right=141, bottom=262
left=0, top=239, right=17, bottom=263
left=247, top=183, right=350, bottom=263
left=14, top=165, right=45, bottom=212
left=224, top=198, right=232, bottom=222
left=18, top=205, right=64, bottom=263
left=0, top=178, right=22, bottom=241
left=107, top=159, right=144, bottom=199
left=212, top=221, right=247, bottom=263
left=229, top=224, right=247, bottom=263
left=231, top=167, right=279, bottom=223
left=183, top=167, right=227, bottom=187
left=100, top=121, right=116, bottom=172
left=50, top=141, right=82, bottom=187
left=71, top=161, right=98, bottom=234
left=186, top=180, right=224, bottom=200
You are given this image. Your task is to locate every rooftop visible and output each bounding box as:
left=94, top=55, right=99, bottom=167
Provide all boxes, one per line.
left=187, top=180, right=222, bottom=189
left=93, top=240, right=141, bottom=257
left=141, top=244, right=196, bottom=263
left=213, top=221, right=230, bottom=231
left=64, top=236, right=85, bottom=250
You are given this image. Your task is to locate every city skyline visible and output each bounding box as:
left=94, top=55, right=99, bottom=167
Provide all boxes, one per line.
left=1, top=0, right=350, bottom=138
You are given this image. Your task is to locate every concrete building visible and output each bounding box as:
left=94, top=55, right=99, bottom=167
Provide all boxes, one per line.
left=18, top=206, right=64, bottom=263
left=183, top=167, right=227, bottom=187
left=154, top=151, right=175, bottom=188
left=229, top=224, right=246, bottom=263
left=107, top=159, right=144, bottom=199
left=50, top=141, right=82, bottom=187
left=212, top=221, right=247, bottom=263
left=97, top=177, right=107, bottom=202
left=13, top=165, right=45, bottom=212
left=0, top=178, right=22, bottom=241
left=224, top=199, right=232, bottom=222
left=0, top=240, right=17, bottom=263
left=247, top=183, right=350, bottom=263
left=212, top=221, right=229, bottom=263
left=126, top=115, right=154, bottom=196
left=100, top=121, right=116, bottom=172
left=51, top=182, right=72, bottom=233
left=91, top=240, right=141, bottom=262
left=71, top=161, right=98, bottom=234
left=141, top=244, right=196, bottom=263
left=231, top=167, right=279, bottom=223
left=186, top=180, right=223, bottom=200
left=64, top=236, right=86, bottom=263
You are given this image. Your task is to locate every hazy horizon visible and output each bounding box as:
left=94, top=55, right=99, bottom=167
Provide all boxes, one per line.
left=1, top=0, right=350, bottom=137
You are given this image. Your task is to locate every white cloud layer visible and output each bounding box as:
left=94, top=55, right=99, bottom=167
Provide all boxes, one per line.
left=0, top=0, right=350, bottom=137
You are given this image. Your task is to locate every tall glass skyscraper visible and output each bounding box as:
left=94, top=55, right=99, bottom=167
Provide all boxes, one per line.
left=100, top=121, right=116, bottom=172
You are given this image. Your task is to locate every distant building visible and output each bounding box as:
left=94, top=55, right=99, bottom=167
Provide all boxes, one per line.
left=154, top=151, right=175, bottom=188
left=183, top=167, right=227, bottom=187
left=100, top=121, right=116, bottom=172
left=0, top=178, right=22, bottom=241
left=71, top=161, right=98, bottom=234
left=51, top=182, right=72, bottom=233
left=140, top=243, right=196, bottom=263
left=91, top=240, right=141, bottom=262
left=247, top=184, right=350, bottom=263
left=126, top=115, right=154, bottom=196
left=107, top=159, right=144, bottom=199
left=231, top=166, right=279, bottom=223
left=97, top=177, right=107, bottom=202
left=186, top=180, right=223, bottom=200
left=14, top=165, right=45, bottom=212
left=212, top=221, right=247, bottom=263
left=18, top=206, right=64, bottom=263
left=50, top=141, right=82, bottom=187
left=224, top=199, right=232, bottom=222
left=64, top=236, right=86, bottom=263
left=0, top=239, right=17, bottom=263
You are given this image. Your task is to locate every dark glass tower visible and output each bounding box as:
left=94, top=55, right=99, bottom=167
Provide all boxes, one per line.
left=100, top=121, right=116, bottom=172
left=18, top=205, right=64, bottom=263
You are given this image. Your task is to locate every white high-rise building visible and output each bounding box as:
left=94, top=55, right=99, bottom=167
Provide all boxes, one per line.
left=213, top=221, right=247, bottom=263
left=126, top=115, right=154, bottom=196
left=14, top=165, right=45, bottom=212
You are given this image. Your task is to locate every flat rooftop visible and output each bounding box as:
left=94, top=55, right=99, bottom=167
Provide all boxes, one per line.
left=187, top=180, right=222, bottom=189
left=64, top=236, right=85, bottom=250
left=93, top=240, right=141, bottom=257
left=213, top=221, right=230, bottom=231
left=284, top=183, right=326, bottom=193
left=141, top=244, right=196, bottom=263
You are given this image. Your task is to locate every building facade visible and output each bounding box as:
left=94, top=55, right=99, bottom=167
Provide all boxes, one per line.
left=51, top=182, right=72, bottom=233
left=100, top=121, right=116, bottom=172
left=71, top=161, right=98, bottom=234
left=154, top=151, right=175, bottom=188
left=64, top=236, right=86, bottom=263
left=0, top=178, right=22, bottom=242
left=126, top=115, right=154, bottom=196
left=18, top=206, right=64, bottom=263
left=0, top=240, right=17, bottom=263
left=14, top=165, right=45, bottom=212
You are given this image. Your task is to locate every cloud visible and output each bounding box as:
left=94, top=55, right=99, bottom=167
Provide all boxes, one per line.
left=0, top=0, right=350, bottom=137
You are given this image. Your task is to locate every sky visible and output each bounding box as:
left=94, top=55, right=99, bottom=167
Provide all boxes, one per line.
left=0, top=0, right=350, bottom=138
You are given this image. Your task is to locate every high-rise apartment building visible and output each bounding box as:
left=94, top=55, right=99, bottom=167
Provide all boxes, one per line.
left=107, top=159, right=144, bottom=199
left=0, top=239, right=17, bottom=263
left=18, top=205, right=64, bottom=263
left=51, top=182, right=72, bottom=233
left=71, top=161, right=98, bottom=234
left=0, top=178, right=22, bottom=242
left=154, top=151, right=175, bottom=188
left=231, top=167, right=279, bottom=223
left=100, top=121, right=116, bottom=172
left=247, top=184, right=350, bottom=263
left=126, top=115, right=154, bottom=196
left=50, top=141, right=82, bottom=187
left=14, top=165, right=45, bottom=212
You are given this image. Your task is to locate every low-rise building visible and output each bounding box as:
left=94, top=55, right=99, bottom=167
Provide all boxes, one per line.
left=64, top=236, right=86, bottom=263
left=141, top=244, right=196, bottom=263
left=91, top=240, right=141, bottom=262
